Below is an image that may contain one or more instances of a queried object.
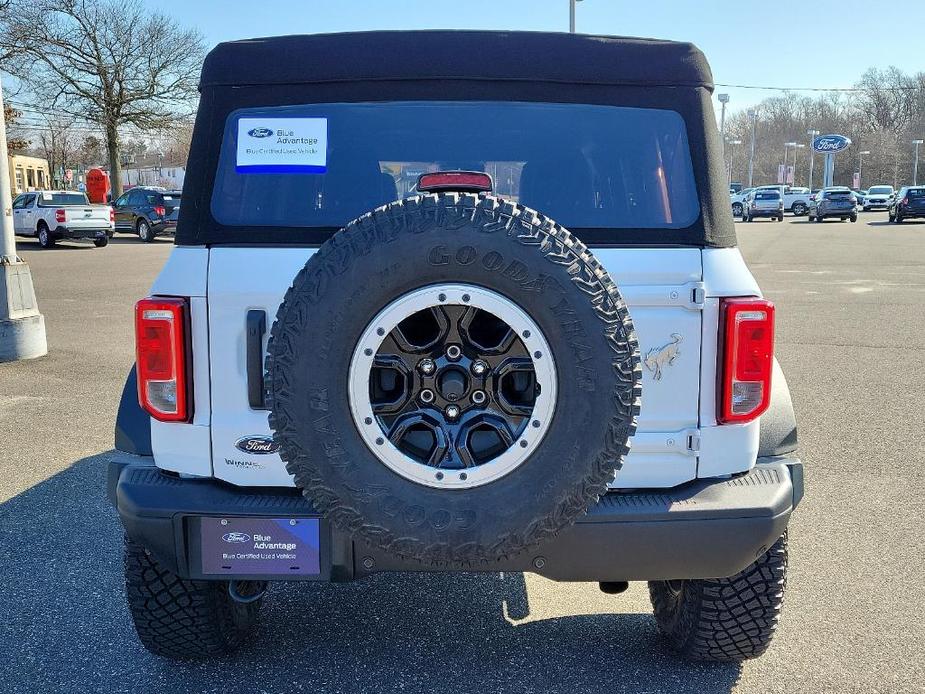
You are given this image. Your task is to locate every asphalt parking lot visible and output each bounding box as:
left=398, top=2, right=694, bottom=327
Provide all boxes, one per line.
left=1, top=213, right=924, bottom=694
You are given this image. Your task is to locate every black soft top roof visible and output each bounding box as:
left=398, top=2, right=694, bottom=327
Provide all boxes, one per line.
left=200, top=30, right=714, bottom=90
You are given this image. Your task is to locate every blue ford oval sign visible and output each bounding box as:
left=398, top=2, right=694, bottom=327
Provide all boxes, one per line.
left=235, top=435, right=280, bottom=454
left=812, top=134, right=851, bottom=154
left=247, top=127, right=274, bottom=138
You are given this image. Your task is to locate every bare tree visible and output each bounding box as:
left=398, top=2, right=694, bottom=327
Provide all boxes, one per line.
left=35, top=115, right=77, bottom=187
left=0, top=0, right=205, bottom=195
left=3, top=101, right=29, bottom=153
left=78, top=134, right=105, bottom=167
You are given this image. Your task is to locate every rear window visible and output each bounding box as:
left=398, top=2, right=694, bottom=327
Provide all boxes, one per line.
left=211, top=101, right=700, bottom=232
left=824, top=190, right=852, bottom=199
left=37, top=192, right=89, bottom=206
left=755, top=192, right=780, bottom=200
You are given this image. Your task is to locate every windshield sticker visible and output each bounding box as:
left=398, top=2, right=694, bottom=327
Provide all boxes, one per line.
left=236, top=117, right=327, bottom=174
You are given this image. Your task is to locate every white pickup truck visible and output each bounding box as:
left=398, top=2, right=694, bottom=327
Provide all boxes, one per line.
left=756, top=186, right=812, bottom=216
left=11, top=190, right=114, bottom=248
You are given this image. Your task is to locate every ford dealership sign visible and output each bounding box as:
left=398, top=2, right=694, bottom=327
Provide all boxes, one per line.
left=812, top=134, right=851, bottom=154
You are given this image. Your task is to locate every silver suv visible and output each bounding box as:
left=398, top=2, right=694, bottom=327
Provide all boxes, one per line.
left=741, top=189, right=784, bottom=222
left=809, top=186, right=859, bottom=223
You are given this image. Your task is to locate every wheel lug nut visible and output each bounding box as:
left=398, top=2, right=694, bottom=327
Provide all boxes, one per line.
left=446, top=345, right=462, bottom=361
left=418, top=358, right=436, bottom=375
left=471, top=390, right=486, bottom=405
left=420, top=389, right=435, bottom=404
left=471, top=360, right=488, bottom=376
left=445, top=405, right=460, bottom=420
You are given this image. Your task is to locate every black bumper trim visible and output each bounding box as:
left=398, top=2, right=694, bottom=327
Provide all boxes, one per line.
left=109, top=454, right=802, bottom=583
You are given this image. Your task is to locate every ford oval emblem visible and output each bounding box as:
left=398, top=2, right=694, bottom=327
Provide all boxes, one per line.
left=235, top=435, right=280, bottom=455
left=247, top=127, right=274, bottom=138
left=222, top=532, right=251, bottom=544
left=812, top=134, right=851, bottom=153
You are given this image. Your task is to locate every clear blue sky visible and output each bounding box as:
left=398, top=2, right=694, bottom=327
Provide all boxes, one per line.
left=154, top=0, right=924, bottom=118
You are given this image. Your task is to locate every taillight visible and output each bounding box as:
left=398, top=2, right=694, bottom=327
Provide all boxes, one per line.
left=718, top=298, right=775, bottom=424
left=135, top=297, right=191, bottom=422
left=154, top=205, right=166, bottom=218
left=55, top=209, right=66, bottom=223
left=901, top=197, right=909, bottom=206
left=109, top=207, right=115, bottom=222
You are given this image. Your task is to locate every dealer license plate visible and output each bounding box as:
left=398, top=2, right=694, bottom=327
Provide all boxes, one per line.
left=200, top=517, right=321, bottom=577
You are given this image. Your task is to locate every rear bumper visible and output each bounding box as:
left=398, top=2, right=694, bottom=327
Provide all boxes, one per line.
left=817, top=208, right=856, bottom=217
left=54, top=225, right=109, bottom=239
left=108, top=453, right=803, bottom=583
left=747, top=209, right=782, bottom=217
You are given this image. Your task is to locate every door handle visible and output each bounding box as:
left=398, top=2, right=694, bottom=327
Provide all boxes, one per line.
left=246, top=309, right=267, bottom=409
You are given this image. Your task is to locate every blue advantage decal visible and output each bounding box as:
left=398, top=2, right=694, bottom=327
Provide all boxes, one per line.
left=236, top=117, right=328, bottom=174
left=812, top=134, right=851, bottom=154
left=201, top=517, right=321, bottom=576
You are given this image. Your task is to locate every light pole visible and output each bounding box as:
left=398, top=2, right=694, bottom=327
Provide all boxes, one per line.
left=914, top=139, right=923, bottom=185
left=0, top=76, right=48, bottom=361
left=569, top=0, right=584, bottom=33
left=747, top=109, right=758, bottom=188
left=717, top=94, right=730, bottom=154
left=857, top=150, right=870, bottom=189
left=727, top=138, right=742, bottom=184
left=807, top=129, right=820, bottom=190
left=784, top=142, right=805, bottom=185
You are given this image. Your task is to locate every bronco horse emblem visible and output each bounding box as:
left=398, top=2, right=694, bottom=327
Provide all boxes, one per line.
left=644, top=333, right=682, bottom=381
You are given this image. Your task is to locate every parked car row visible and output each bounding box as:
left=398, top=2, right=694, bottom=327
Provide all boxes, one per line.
left=10, top=186, right=180, bottom=248
left=734, top=184, right=925, bottom=224
left=731, top=185, right=811, bottom=216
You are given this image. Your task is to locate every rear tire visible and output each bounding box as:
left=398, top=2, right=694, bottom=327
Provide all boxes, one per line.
left=137, top=219, right=154, bottom=242
left=123, top=538, right=265, bottom=660
left=850, top=212, right=858, bottom=223
left=895, top=214, right=904, bottom=224
left=37, top=224, right=55, bottom=248
left=649, top=532, right=788, bottom=662
left=94, top=235, right=109, bottom=247
left=792, top=203, right=806, bottom=216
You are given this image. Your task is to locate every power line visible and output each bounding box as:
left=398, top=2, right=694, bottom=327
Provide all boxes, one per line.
left=715, top=82, right=924, bottom=92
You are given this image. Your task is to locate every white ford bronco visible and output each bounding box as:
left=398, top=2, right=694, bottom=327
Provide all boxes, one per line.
left=110, top=31, right=802, bottom=662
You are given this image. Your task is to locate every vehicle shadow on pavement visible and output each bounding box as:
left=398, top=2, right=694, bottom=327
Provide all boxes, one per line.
left=0, top=453, right=743, bottom=694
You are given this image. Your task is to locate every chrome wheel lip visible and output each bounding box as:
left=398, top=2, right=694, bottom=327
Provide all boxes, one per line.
left=348, top=283, right=557, bottom=490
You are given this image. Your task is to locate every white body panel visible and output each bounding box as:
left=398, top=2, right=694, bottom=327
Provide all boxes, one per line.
left=147, top=244, right=765, bottom=489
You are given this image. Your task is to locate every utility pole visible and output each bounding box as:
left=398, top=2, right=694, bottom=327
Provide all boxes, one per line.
left=858, top=150, right=870, bottom=189
left=784, top=142, right=804, bottom=186
left=747, top=109, right=758, bottom=188
left=569, top=0, right=584, bottom=33
left=727, top=139, right=742, bottom=184
left=807, top=129, right=820, bottom=190
left=914, top=139, right=923, bottom=185
left=0, top=77, right=48, bottom=362
left=717, top=94, right=730, bottom=152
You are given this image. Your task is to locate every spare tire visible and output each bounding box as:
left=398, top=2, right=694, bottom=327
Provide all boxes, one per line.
left=267, top=193, right=641, bottom=566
